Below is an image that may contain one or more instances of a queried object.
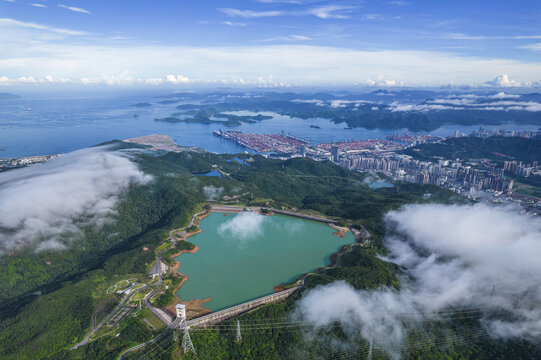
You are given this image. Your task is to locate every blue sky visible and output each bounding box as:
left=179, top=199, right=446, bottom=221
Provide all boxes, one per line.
left=1, top=0, right=541, bottom=87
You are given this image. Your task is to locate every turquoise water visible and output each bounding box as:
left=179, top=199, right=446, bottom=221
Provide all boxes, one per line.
left=175, top=212, right=354, bottom=311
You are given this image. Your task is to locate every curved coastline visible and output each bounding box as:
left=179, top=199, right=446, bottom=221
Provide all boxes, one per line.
left=165, top=211, right=211, bottom=316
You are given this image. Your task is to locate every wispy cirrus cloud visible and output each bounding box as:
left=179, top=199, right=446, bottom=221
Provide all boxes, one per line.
left=222, top=21, right=247, bottom=27
left=0, top=17, right=86, bottom=35
left=58, top=3, right=91, bottom=14
left=262, top=34, right=312, bottom=42
left=1, top=18, right=540, bottom=87
left=388, top=1, right=410, bottom=5
left=446, top=33, right=541, bottom=40
left=219, top=8, right=285, bottom=18
left=306, top=5, right=355, bottom=19
left=220, top=5, right=355, bottom=20
left=519, top=42, right=541, bottom=51
left=30, top=3, right=46, bottom=8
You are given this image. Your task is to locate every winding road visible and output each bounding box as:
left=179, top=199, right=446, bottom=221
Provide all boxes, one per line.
left=75, top=210, right=209, bottom=355
left=168, top=209, right=207, bottom=244
left=72, top=289, right=136, bottom=350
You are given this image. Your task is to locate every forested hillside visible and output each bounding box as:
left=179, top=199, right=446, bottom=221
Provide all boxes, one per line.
left=1, top=144, right=538, bottom=360
left=403, top=136, right=541, bottom=162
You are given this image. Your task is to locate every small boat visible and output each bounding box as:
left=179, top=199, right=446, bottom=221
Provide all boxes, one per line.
left=27, top=108, right=32, bottom=111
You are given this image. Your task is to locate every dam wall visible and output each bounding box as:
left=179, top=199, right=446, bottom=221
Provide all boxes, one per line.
left=271, top=209, right=336, bottom=224
left=188, top=287, right=299, bottom=327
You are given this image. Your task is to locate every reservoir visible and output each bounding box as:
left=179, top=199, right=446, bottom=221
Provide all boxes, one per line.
left=175, top=212, right=354, bottom=311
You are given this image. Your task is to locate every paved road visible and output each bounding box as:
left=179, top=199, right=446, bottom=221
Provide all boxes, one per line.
left=143, top=251, right=175, bottom=325
left=74, top=210, right=210, bottom=352
left=72, top=290, right=134, bottom=349
left=169, top=210, right=207, bottom=244
left=72, top=251, right=168, bottom=350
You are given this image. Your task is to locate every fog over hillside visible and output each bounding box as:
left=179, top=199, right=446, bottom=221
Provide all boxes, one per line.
left=0, top=147, right=151, bottom=254
left=295, top=204, right=541, bottom=358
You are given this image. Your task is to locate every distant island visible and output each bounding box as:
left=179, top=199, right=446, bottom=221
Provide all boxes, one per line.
left=156, top=110, right=272, bottom=127
left=0, top=92, right=20, bottom=100
left=310, top=124, right=321, bottom=129
left=132, top=102, right=152, bottom=107
left=166, top=90, right=541, bottom=132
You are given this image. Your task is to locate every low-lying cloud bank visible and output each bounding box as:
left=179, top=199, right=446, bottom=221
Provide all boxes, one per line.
left=217, top=212, right=266, bottom=246
left=203, top=185, right=224, bottom=200
left=0, top=147, right=151, bottom=254
left=294, top=204, right=541, bottom=357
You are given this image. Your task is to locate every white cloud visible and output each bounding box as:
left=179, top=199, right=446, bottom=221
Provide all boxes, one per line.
left=389, top=1, right=410, bottom=5
left=447, top=33, right=541, bottom=40
left=262, top=34, right=312, bottom=42
left=0, top=17, right=86, bottom=35
left=1, top=16, right=540, bottom=87
left=30, top=3, right=46, bottom=8
left=388, top=93, right=541, bottom=112
left=295, top=204, right=541, bottom=358
left=519, top=42, right=541, bottom=51
left=306, top=5, right=354, bottom=19
left=485, top=74, right=523, bottom=87
left=222, top=21, right=247, bottom=27
left=360, top=78, right=405, bottom=87
left=0, top=146, right=152, bottom=254
left=165, top=74, right=191, bottom=84
left=220, top=5, right=354, bottom=20
left=202, top=185, right=224, bottom=200
left=58, top=3, right=91, bottom=14
left=217, top=212, right=267, bottom=244
left=292, top=99, right=325, bottom=106
left=219, top=8, right=285, bottom=18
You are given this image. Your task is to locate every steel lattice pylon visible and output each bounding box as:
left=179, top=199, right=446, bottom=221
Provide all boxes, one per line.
left=235, top=320, right=242, bottom=343
left=180, top=320, right=196, bottom=354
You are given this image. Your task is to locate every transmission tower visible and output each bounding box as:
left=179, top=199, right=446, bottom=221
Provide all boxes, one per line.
left=182, top=323, right=196, bottom=354
left=235, top=320, right=242, bottom=343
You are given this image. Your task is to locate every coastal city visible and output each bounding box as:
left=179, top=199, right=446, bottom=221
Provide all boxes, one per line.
left=2, top=128, right=540, bottom=215
left=214, top=128, right=541, bottom=213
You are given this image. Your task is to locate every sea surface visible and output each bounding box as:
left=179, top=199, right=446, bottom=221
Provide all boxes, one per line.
left=175, top=212, right=354, bottom=311
left=1, top=92, right=539, bottom=158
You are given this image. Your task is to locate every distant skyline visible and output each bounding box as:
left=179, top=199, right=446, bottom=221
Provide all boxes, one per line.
left=1, top=0, right=541, bottom=88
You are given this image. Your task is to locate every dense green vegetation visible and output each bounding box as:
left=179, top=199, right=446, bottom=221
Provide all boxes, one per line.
left=127, top=247, right=541, bottom=360
left=154, top=276, right=182, bottom=307
left=402, top=136, right=541, bottom=162
left=0, top=143, right=537, bottom=359
left=156, top=109, right=272, bottom=127
left=163, top=240, right=196, bottom=263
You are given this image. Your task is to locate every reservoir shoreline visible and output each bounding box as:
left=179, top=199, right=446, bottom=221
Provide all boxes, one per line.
left=167, top=208, right=354, bottom=315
